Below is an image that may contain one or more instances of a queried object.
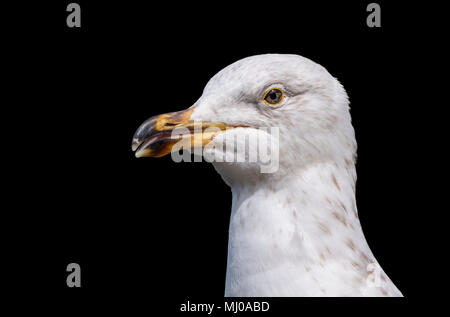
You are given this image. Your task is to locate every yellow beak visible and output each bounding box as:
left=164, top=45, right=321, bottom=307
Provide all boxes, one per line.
left=131, top=107, right=244, bottom=158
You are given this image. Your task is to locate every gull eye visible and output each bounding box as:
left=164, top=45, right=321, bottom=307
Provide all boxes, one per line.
left=263, top=88, right=284, bottom=106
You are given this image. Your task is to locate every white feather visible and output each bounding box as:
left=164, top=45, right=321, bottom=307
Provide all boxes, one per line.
left=191, top=54, right=402, bottom=297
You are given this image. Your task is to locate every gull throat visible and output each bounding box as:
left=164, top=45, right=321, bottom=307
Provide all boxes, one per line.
left=222, top=159, right=400, bottom=297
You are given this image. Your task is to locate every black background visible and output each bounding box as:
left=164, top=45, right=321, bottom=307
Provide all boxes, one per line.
left=6, top=0, right=431, bottom=313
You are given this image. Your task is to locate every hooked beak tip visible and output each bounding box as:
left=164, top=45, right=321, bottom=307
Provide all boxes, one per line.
left=131, top=139, right=141, bottom=152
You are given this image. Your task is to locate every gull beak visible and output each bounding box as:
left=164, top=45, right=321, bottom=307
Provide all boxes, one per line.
left=131, top=107, right=243, bottom=158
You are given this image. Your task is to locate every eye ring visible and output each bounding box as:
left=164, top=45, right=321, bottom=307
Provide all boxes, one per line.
left=263, top=88, right=284, bottom=106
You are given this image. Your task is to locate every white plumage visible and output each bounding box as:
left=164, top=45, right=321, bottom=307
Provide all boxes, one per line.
left=190, top=54, right=402, bottom=296
left=133, top=54, right=403, bottom=296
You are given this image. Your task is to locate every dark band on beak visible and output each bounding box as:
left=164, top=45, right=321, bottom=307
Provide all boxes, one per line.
left=131, top=107, right=195, bottom=157
left=132, top=106, right=248, bottom=158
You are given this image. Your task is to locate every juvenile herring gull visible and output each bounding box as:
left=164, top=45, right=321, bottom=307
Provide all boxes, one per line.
left=131, top=54, right=403, bottom=297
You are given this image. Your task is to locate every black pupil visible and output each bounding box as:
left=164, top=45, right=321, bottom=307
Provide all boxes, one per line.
left=266, top=89, right=281, bottom=103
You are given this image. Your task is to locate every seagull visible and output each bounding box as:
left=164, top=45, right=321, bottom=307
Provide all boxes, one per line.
left=131, top=54, right=403, bottom=297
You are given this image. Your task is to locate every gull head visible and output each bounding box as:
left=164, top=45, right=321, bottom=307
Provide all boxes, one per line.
left=132, top=54, right=356, bottom=187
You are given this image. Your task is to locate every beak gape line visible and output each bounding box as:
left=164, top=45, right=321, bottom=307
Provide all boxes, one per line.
left=131, top=109, right=280, bottom=173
